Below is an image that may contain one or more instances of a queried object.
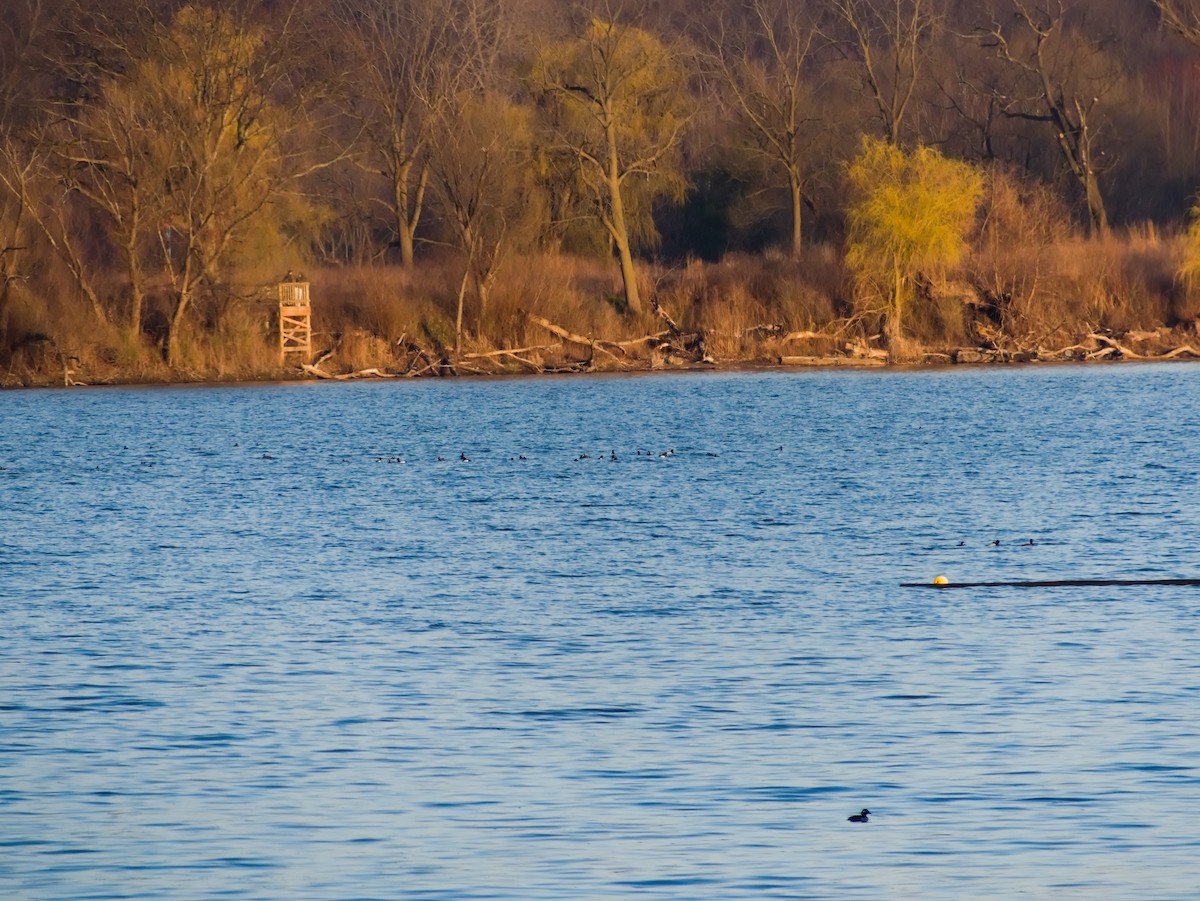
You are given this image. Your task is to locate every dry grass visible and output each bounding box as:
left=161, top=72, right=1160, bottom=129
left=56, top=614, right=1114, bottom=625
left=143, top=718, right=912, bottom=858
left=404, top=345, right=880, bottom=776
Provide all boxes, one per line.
left=4, top=222, right=1197, bottom=385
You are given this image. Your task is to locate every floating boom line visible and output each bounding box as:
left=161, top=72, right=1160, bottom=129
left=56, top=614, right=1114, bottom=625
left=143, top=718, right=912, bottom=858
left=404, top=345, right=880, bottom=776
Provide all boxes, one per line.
left=902, top=578, right=1200, bottom=589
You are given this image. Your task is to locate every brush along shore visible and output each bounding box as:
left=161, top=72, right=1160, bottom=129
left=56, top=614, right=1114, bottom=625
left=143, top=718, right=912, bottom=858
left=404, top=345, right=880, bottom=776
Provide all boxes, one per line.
left=6, top=317, right=1198, bottom=389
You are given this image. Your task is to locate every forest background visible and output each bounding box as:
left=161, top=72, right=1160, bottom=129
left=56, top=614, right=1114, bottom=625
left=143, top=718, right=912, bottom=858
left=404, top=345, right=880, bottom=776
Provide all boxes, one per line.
left=4, top=0, right=1200, bottom=385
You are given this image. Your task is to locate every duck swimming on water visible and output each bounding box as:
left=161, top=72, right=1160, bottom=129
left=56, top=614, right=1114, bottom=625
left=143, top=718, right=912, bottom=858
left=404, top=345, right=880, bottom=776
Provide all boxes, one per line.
left=848, top=808, right=870, bottom=823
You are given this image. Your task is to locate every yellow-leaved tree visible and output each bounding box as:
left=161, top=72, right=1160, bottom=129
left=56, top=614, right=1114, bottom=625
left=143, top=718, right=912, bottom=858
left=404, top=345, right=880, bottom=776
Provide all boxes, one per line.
left=95, top=5, right=326, bottom=366
left=535, top=16, right=693, bottom=316
left=140, top=6, right=281, bottom=366
left=846, top=137, right=983, bottom=359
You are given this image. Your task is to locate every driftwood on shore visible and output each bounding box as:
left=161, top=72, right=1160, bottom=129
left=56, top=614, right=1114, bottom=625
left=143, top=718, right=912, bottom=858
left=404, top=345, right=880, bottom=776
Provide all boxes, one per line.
left=281, top=319, right=1200, bottom=384
left=780, top=355, right=886, bottom=367
left=525, top=314, right=627, bottom=364
left=1086, top=333, right=1200, bottom=361
left=461, top=345, right=556, bottom=372
left=303, top=363, right=398, bottom=380
left=525, top=310, right=712, bottom=368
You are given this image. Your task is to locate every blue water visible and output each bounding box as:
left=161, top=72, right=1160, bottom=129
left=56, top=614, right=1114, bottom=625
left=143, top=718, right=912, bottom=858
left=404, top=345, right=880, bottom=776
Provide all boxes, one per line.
left=3, top=365, right=1200, bottom=899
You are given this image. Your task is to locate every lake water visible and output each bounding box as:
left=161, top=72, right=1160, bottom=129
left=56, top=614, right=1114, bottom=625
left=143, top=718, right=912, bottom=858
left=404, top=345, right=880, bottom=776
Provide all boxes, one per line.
left=3, top=364, right=1200, bottom=900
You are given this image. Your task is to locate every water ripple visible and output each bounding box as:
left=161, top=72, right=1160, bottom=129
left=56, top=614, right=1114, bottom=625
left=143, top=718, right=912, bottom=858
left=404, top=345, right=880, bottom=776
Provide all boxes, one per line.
left=2, top=366, right=1200, bottom=899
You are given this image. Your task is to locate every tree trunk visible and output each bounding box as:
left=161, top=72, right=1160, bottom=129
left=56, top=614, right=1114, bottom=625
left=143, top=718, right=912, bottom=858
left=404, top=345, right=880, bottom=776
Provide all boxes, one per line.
left=1085, top=171, right=1108, bottom=236
left=790, top=175, right=803, bottom=259
left=393, top=156, right=421, bottom=268
left=395, top=177, right=415, bottom=268
left=475, top=267, right=493, bottom=333
left=83, top=281, right=108, bottom=326
left=454, top=266, right=469, bottom=353
left=888, top=258, right=904, bottom=361
left=0, top=277, right=11, bottom=348
left=398, top=224, right=415, bottom=268
left=613, top=231, right=642, bottom=316
left=605, top=123, right=642, bottom=315
left=166, top=289, right=191, bottom=366
left=127, top=232, right=145, bottom=334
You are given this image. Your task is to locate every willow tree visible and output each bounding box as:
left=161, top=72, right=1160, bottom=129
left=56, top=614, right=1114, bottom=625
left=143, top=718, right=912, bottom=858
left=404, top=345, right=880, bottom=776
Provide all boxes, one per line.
left=535, top=16, right=692, bottom=315
left=846, top=137, right=983, bottom=359
left=93, top=5, right=324, bottom=366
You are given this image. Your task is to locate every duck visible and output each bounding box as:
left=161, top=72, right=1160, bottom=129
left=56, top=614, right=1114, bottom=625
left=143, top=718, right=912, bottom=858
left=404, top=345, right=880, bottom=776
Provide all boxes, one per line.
left=847, top=808, right=870, bottom=823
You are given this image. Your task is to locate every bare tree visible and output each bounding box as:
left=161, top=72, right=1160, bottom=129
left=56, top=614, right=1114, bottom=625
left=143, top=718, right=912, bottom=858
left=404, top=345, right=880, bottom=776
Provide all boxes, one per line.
left=329, top=0, right=485, bottom=267
left=53, top=72, right=161, bottom=333
left=430, top=92, right=543, bottom=351
left=708, top=0, right=820, bottom=258
left=980, top=0, right=1116, bottom=235
left=830, top=0, right=939, bottom=145
left=1, top=143, right=111, bottom=327
left=0, top=0, right=54, bottom=343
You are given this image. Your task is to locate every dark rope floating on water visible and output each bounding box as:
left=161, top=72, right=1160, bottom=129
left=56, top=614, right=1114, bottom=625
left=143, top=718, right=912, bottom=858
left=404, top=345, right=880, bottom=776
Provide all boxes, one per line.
left=902, top=578, right=1200, bottom=589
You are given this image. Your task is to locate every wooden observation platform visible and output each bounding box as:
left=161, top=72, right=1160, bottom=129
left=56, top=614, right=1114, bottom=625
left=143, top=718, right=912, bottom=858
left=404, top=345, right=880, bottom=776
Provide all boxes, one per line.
left=279, top=280, right=311, bottom=364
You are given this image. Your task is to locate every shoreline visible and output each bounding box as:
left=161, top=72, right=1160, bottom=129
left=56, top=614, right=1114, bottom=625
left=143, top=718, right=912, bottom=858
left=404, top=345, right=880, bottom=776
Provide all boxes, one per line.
left=4, top=347, right=1197, bottom=391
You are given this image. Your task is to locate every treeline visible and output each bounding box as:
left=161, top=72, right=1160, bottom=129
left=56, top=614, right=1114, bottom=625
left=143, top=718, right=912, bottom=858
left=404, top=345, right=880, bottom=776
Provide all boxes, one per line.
left=3, top=0, right=1200, bottom=383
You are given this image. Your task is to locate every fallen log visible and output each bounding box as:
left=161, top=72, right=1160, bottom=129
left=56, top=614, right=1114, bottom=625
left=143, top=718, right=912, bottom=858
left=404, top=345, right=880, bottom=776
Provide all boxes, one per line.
left=845, top=343, right=889, bottom=360
left=334, top=368, right=396, bottom=380
left=1088, top=333, right=1200, bottom=361
left=302, top=363, right=336, bottom=379
left=404, top=361, right=439, bottom=378
left=1088, top=333, right=1140, bottom=358
left=526, top=314, right=625, bottom=363
left=1157, top=345, right=1200, bottom=359
left=782, top=352, right=888, bottom=367
left=954, top=348, right=1007, bottom=364
left=742, top=323, right=785, bottom=339
left=543, top=360, right=593, bottom=373
left=1038, top=343, right=1092, bottom=359
left=652, top=299, right=683, bottom=335
left=463, top=348, right=545, bottom=373
left=614, top=330, right=671, bottom=349
left=462, top=344, right=556, bottom=360
left=527, top=313, right=596, bottom=346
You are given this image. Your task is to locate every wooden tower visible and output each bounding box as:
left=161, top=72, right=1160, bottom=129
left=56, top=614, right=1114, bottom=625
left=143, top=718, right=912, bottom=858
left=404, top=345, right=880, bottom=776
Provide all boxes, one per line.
left=279, top=279, right=311, bottom=364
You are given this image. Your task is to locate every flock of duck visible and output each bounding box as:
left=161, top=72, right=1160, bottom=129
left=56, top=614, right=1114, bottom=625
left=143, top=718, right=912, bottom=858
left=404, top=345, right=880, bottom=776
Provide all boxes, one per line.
left=369, top=448, right=686, bottom=465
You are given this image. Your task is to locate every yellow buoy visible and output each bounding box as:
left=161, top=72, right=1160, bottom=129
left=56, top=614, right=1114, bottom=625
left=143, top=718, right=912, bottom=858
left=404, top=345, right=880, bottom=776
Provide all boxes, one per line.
left=933, top=575, right=950, bottom=586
